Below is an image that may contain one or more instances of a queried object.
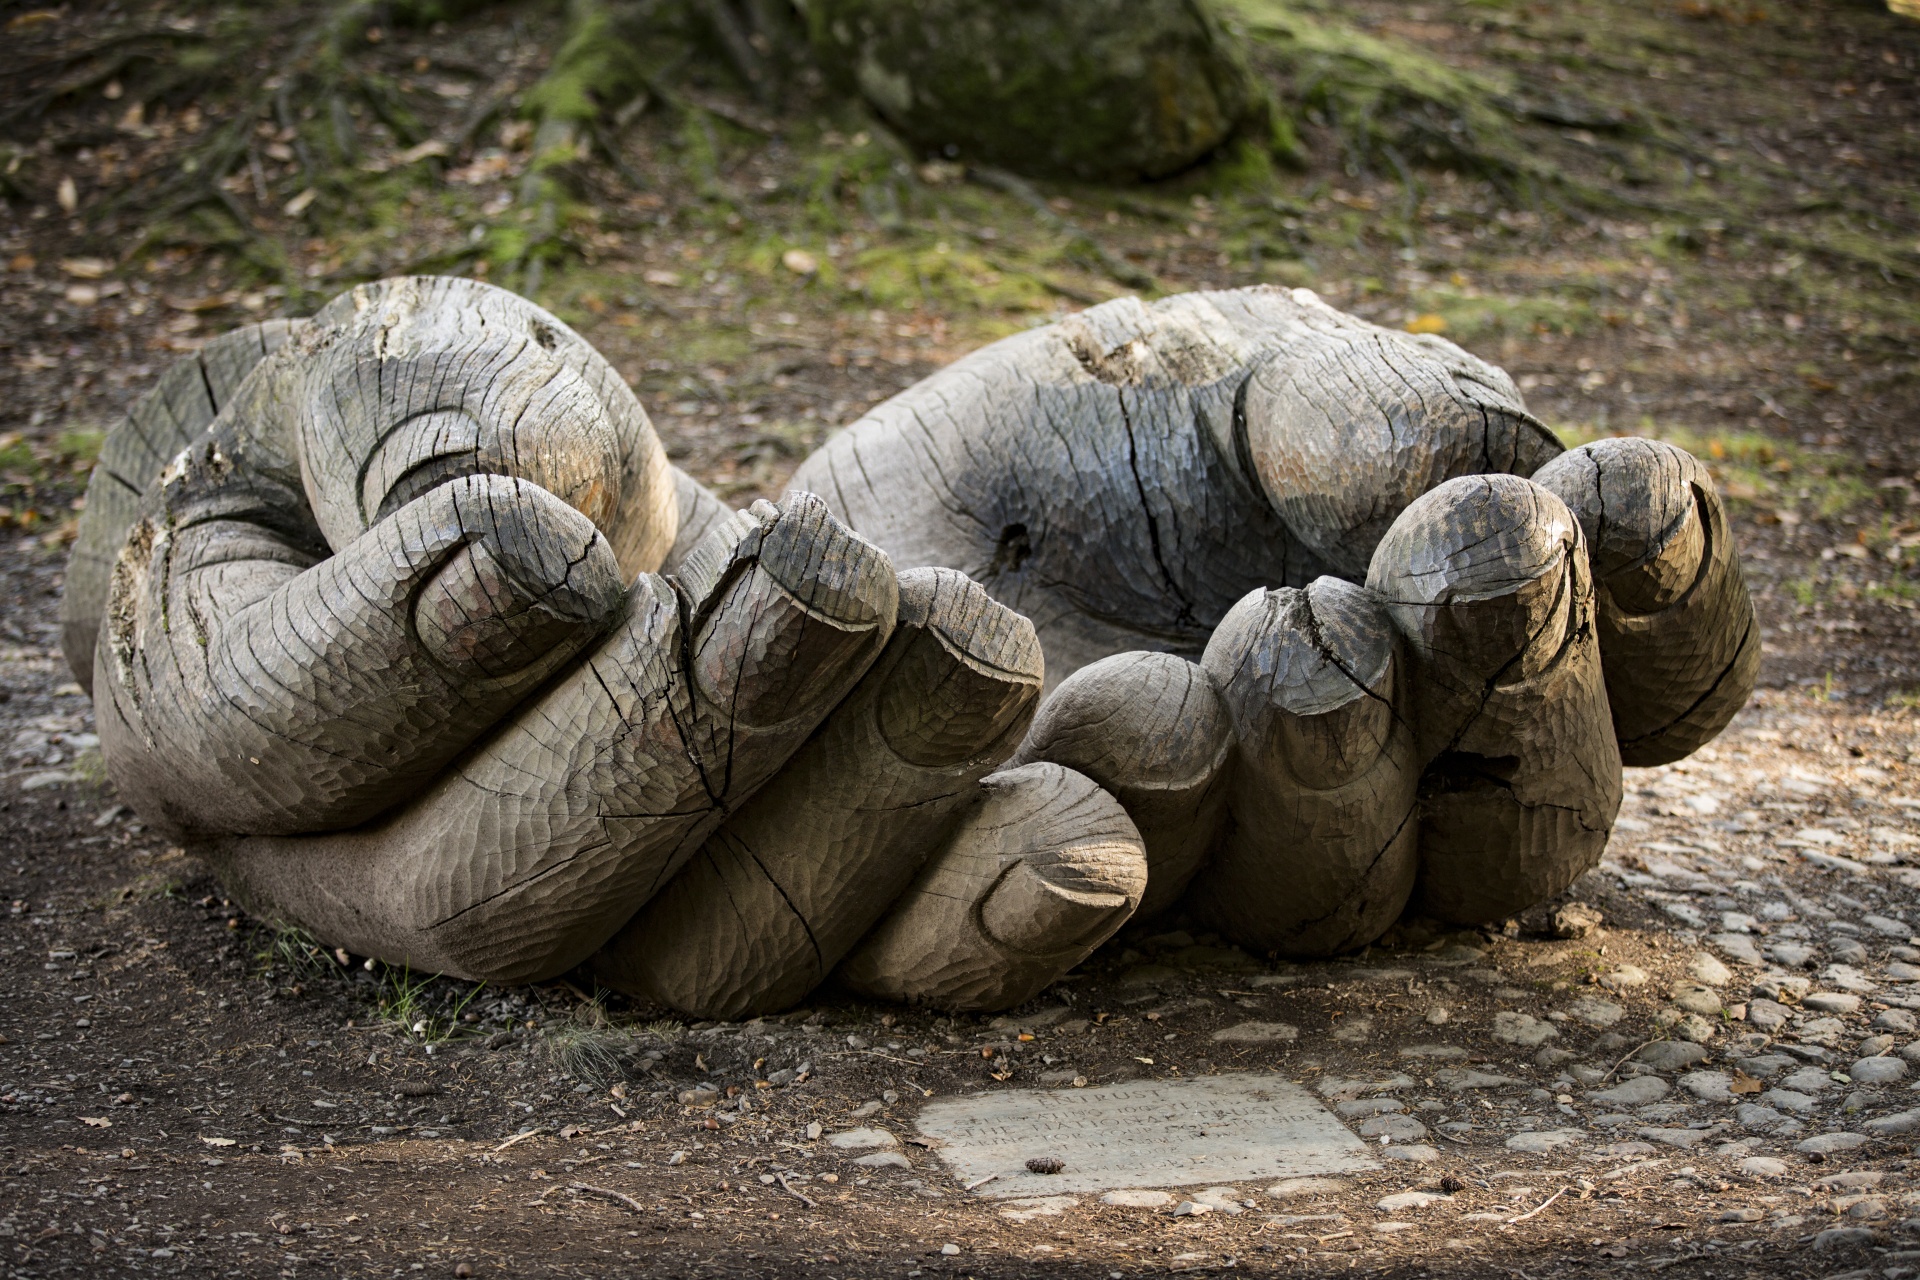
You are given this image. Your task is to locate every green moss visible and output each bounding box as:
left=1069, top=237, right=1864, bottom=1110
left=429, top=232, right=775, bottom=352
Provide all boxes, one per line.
left=1223, top=0, right=1534, bottom=179
left=843, top=241, right=1051, bottom=314
left=1410, top=287, right=1593, bottom=340
left=521, top=0, right=651, bottom=126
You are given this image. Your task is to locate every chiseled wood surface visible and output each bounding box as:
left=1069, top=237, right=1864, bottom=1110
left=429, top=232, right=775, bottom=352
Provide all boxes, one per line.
left=1009, top=650, right=1231, bottom=922
left=1534, top=438, right=1760, bottom=766
left=1184, top=577, right=1420, bottom=955
left=789, top=286, right=1558, bottom=690
left=591, top=567, right=1044, bottom=1019
left=1368, top=475, right=1623, bottom=924
left=837, top=762, right=1147, bottom=1011
left=210, top=494, right=898, bottom=982
left=60, top=277, right=1765, bottom=1012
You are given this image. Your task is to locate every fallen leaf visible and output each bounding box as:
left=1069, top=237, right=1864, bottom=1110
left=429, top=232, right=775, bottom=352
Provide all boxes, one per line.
left=1405, top=313, right=1448, bottom=335
left=283, top=188, right=318, bottom=216
left=643, top=269, right=682, bottom=287
left=59, top=257, right=110, bottom=279
left=1133, top=1056, right=1155, bottom=1065
left=64, top=284, right=99, bottom=306
left=395, top=139, right=449, bottom=165
left=6, top=11, right=61, bottom=33
left=57, top=176, right=78, bottom=214
left=200, top=1136, right=236, bottom=1147
left=8, top=254, right=35, bottom=272
left=79, top=1116, right=112, bottom=1128
left=781, top=248, right=819, bottom=276
left=1730, top=1070, right=1763, bottom=1095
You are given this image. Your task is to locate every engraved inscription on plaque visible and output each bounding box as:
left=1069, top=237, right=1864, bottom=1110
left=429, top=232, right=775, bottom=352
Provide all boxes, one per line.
left=915, top=1074, right=1377, bottom=1196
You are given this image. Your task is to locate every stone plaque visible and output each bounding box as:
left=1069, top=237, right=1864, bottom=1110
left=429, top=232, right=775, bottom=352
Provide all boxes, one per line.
left=915, top=1074, right=1377, bottom=1197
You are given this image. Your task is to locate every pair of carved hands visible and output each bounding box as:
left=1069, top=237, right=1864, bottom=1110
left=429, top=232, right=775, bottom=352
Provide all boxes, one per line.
left=66, top=278, right=1757, bottom=1017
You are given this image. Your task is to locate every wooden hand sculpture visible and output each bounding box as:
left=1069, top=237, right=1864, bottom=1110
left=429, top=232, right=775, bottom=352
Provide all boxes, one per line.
left=63, top=278, right=1755, bottom=1018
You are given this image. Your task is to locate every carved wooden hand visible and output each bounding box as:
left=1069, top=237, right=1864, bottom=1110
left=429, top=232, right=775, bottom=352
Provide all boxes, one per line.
left=63, top=279, right=1754, bottom=1017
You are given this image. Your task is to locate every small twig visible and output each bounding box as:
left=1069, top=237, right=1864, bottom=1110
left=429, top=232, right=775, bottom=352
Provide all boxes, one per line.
left=571, top=1182, right=647, bottom=1215
left=1506, top=1186, right=1570, bottom=1224
left=491, top=1126, right=547, bottom=1153
left=775, top=1173, right=818, bottom=1208
left=1598, top=1038, right=1655, bottom=1084
left=963, top=1173, right=999, bottom=1192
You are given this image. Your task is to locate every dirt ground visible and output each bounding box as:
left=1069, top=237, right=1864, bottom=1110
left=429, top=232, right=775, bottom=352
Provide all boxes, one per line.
left=4, top=1, right=1920, bottom=1276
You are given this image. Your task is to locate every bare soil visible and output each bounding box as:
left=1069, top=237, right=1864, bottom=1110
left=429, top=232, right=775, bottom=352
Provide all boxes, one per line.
left=3, top=1, right=1920, bottom=1276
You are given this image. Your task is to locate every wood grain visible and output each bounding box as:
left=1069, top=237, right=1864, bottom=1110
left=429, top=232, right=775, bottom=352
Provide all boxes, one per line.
left=1184, top=577, right=1420, bottom=955
left=590, top=566, right=1043, bottom=1018
left=1534, top=438, right=1759, bottom=765
left=1010, top=650, right=1231, bottom=922
left=1367, top=475, right=1622, bottom=924
left=837, top=762, right=1146, bottom=1012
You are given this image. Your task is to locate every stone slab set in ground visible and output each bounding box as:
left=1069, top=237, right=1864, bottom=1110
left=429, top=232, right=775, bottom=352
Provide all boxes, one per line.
left=914, top=1074, right=1376, bottom=1196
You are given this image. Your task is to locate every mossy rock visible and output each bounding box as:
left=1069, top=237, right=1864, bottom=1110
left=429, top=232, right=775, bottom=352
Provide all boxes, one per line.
left=803, top=0, right=1258, bottom=182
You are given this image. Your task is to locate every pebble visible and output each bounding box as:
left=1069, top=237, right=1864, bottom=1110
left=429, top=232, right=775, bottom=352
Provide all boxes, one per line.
left=1739, top=1156, right=1789, bottom=1177
left=1863, top=1109, right=1920, bottom=1136
left=1377, top=1191, right=1447, bottom=1212
left=1811, top=1226, right=1879, bottom=1251
left=1680, top=1071, right=1735, bottom=1102
left=1434, top=1068, right=1524, bottom=1090
left=1754, top=973, right=1813, bottom=1000
left=1767, top=943, right=1818, bottom=969
left=1763, top=1089, right=1819, bottom=1114
left=1865, top=915, right=1912, bottom=938
left=1669, top=983, right=1723, bottom=1016
left=1710, top=933, right=1765, bottom=966
left=1566, top=997, right=1624, bottom=1027
left=1805, top=992, right=1864, bottom=1014
left=1210, top=1021, right=1297, bottom=1044
left=1638, top=1127, right=1716, bottom=1148
left=1781, top=1067, right=1836, bottom=1093
left=1359, top=1115, right=1428, bottom=1142
left=1379, top=1144, right=1439, bottom=1163
left=1795, top=1132, right=1870, bottom=1155
left=1171, top=1200, right=1212, bottom=1217
left=1635, top=1041, right=1710, bottom=1072
left=1735, top=1103, right=1792, bottom=1130
left=1505, top=1129, right=1581, bottom=1152
left=1851, top=1056, right=1909, bottom=1085
left=1800, top=1017, right=1851, bottom=1046
left=827, top=1127, right=898, bottom=1150
left=1101, top=1190, right=1172, bottom=1207
left=852, top=1151, right=910, bottom=1168
left=1859, top=1034, right=1897, bottom=1059
left=1875, top=1009, right=1918, bottom=1034
left=1400, top=1044, right=1469, bottom=1060
left=1187, top=1187, right=1247, bottom=1215
left=1372, top=1221, right=1420, bottom=1234
left=1491, top=1012, right=1557, bottom=1047
left=1589, top=1077, right=1669, bottom=1107
left=1689, top=953, right=1734, bottom=986
left=1746, top=999, right=1792, bottom=1031
left=1716, top=1207, right=1766, bottom=1222
left=1336, top=1098, right=1408, bottom=1118
left=1601, top=965, right=1650, bottom=991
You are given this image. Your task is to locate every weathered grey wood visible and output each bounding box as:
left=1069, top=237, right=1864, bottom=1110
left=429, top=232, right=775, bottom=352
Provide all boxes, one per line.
left=789, top=286, right=1558, bottom=690
left=1366, top=475, right=1622, bottom=924
left=1533, top=438, right=1759, bottom=765
left=90, top=278, right=685, bottom=838
left=207, top=493, right=899, bottom=981
left=1009, top=651, right=1231, bottom=922
left=1184, top=577, right=1420, bottom=955
left=60, top=319, right=305, bottom=692
left=590, top=567, right=1043, bottom=1018
left=663, top=465, right=736, bottom=574
left=837, top=762, right=1146, bottom=1011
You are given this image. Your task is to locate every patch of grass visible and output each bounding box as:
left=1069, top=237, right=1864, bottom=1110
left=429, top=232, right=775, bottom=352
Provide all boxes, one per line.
left=370, top=963, right=485, bottom=1041
left=842, top=240, right=1051, bottom=314
left=254, top=925, right=332, bottom=983
left=1407, top=286, right=1593, bottom=341
left=546, top=1024, right=630, bottom=1088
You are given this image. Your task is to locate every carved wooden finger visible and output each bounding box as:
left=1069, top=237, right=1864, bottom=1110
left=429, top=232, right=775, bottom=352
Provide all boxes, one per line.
left=60, top=319, right=305, bottom=692
left=590, top=567, right=1043, bottom=1019
left=207, top=493, right=898, bottom=982
left=1008, top=651, right=1231, bottom=922
left=1183, top=577, right=1420, bottom=956
left=1532, top=438, right=1758, bottom=765
left=836, top=762, right=1146, bottom=1012
left=790, top=286, right=1563, bottom=688
left=1367, top=475, right=1622, bottom=924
